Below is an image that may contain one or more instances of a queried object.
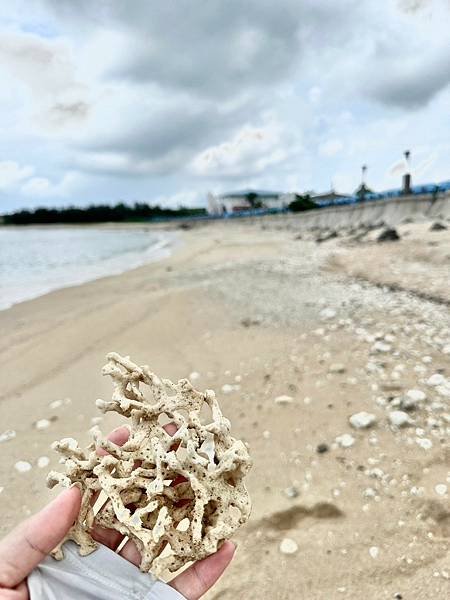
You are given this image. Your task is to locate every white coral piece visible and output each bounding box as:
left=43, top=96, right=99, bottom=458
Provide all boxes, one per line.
left=47, top=352, right=252, bottom=576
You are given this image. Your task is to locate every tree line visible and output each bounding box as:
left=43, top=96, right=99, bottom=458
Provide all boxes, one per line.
left=2, top=203, right=207, bottom=225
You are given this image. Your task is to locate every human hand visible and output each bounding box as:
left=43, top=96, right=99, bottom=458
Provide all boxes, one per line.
left=0, top=427, right=236, bottom=600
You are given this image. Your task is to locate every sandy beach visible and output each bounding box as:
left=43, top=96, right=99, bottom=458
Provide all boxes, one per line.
left=1, top=217, right=449, bottom=599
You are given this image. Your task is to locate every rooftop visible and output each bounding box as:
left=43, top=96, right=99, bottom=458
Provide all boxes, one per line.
left=217, top=189, right=283, bottom=199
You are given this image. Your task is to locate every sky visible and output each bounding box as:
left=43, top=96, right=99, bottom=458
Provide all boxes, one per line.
left=0, top=0, right=449, bottom=212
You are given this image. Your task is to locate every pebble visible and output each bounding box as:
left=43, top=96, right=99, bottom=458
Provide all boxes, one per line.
left=372, top=341, right=391, bottom=353
left=435, top=484, right=447, bottom=496
left=0, top=486, right=3, bottom=494
left=406, top=389, right=426, bottom=402
left=189, top=371, right=200, bottom=381
left=274, top=395, right=294, bottom=405
left=427, top=373, right=446, bottom=386
left=262, top=430, right=271, bottom=439
left=336, top=433, right=355, bottom=448
left=416, top=438, right=433, bottom=450
left=401, top=389, right=426, bottom=410
left=0, top=430, right=16, bottom=443
left=49, top=399, right=63, bottom=409
left=320, top=308, right=336, bottom=320
left=35, top=419, right=51, bottom=430
left=279, top=538, right=298, bottom=554
left=442, top=345, right=450, bottom=355
left=369, top=546, right=379, bottom=559
left=284, top=486, right=299, bottom=499
left=349, top=412, right=377, bottom=429
left=316, top=443, right=329, bottom=454
left=388, top=411, right=412, bottom=428
left=37, top=456, right=50, bottom=468
left=14, top=461, right=32, bottom=473
left=221, top=384, right=235, bottom=394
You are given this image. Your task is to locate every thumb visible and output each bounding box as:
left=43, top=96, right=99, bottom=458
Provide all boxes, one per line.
left=0, top=486, right=81, bottom=588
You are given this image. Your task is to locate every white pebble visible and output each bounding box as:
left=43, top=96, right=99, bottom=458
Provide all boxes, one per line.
left=262, top=430, right=271, bottom=439
left=320, top=308, right=336, bottom=320
left=14, top=461, right=32, bottom=473
left=0, top=430, right=16, bottom=443
left=35, top=419, right=51, bottom=430
left=372, top=341, right=391, bottom=353
left=369, top=546, right=379, bottom=559
left=37, top=456, right=50, bottom=468
left=427, top=373, right=446, bottom=386
left=416, top=438, right=433, bottom=450
left=189, top=371, right=200, bottom=381
left=279, top=538, right=298, bottom=554
left=406, top=389, right=426, bottom=402
left=274, top=395, right=294, bottom=405
left=442, top=345, right=450, bottom=355
left=388, top=411, right=412, bottom=428
left=221, top=384, right=234, bottom=394
left=49, top=399, right=63, bottom=409
left=349, top=412, right=377, bottom=429
left=435, top=484, right=447, bottom=496
left=336, top=433, right=355, bottom=448
left=284, top=486, right=299, bottom=499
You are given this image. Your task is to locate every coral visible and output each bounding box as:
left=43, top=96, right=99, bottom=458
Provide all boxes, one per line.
left=47, top=353, right=252, bottom=576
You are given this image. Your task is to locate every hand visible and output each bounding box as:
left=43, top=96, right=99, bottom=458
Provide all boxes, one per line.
left=0, top=427, right=235, bottom=600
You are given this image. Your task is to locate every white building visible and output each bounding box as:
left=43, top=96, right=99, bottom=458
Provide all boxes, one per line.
left=207, top=189, right=287, bottom=215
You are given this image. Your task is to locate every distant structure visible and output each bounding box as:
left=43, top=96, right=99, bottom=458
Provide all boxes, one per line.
left=207, top=189, right=287, bottom=215
left=402, top=150, right=412, bottom=195
left=354, top=164, right=371, bottom=201
left=310, top=190, right=349, bottom=204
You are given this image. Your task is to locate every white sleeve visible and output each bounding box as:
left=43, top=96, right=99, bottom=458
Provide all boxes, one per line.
left=27, top=541, right=186, bottom=600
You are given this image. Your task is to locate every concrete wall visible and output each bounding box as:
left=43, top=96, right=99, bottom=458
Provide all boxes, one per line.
left=282, top=191, right=450, bottom=230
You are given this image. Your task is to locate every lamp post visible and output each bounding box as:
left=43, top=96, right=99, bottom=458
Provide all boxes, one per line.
left=402, top=150, right=411, bottom=194
left=360, top=164, right=367, bottom=202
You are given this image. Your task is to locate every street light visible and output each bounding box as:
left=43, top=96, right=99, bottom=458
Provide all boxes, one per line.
left=402, top=150, right=411, bottom=194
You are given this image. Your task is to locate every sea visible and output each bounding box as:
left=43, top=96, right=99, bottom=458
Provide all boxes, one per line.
left=0, top=226, right=177, bottom=310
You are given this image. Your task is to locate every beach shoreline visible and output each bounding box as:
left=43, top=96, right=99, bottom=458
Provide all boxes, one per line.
left=0, top=223, right=179, bottom=311
left=1, top=218, right=449, bottom=599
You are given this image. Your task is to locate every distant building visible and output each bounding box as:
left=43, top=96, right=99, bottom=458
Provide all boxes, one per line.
left=207, top=189, right=287, bottom=215
left=310, top=190, right=350, bottom=204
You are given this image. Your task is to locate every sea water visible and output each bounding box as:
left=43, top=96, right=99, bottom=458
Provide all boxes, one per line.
left=0, top=226, right=176, bottom=310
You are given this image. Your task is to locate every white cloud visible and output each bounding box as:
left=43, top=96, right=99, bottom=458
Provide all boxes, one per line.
left=20, top=171, right=82, bottom=197
left=318, top=139, right=344, bottom=158
left=190, top=122, right=289, bottom=178
left=0, top=160, right=34, bottom=190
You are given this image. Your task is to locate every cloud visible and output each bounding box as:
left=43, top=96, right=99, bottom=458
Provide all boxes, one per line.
left=0, top=160, right=34, bottom=190
left=318, top=139, right=344, bottom=158
left=45, top=0, right=305, bottom=99
left=190, top=122, right=289, bottom=178
left=20, top=171, right=83, bottom=198
left=366, top=47, right=450, bottom=109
